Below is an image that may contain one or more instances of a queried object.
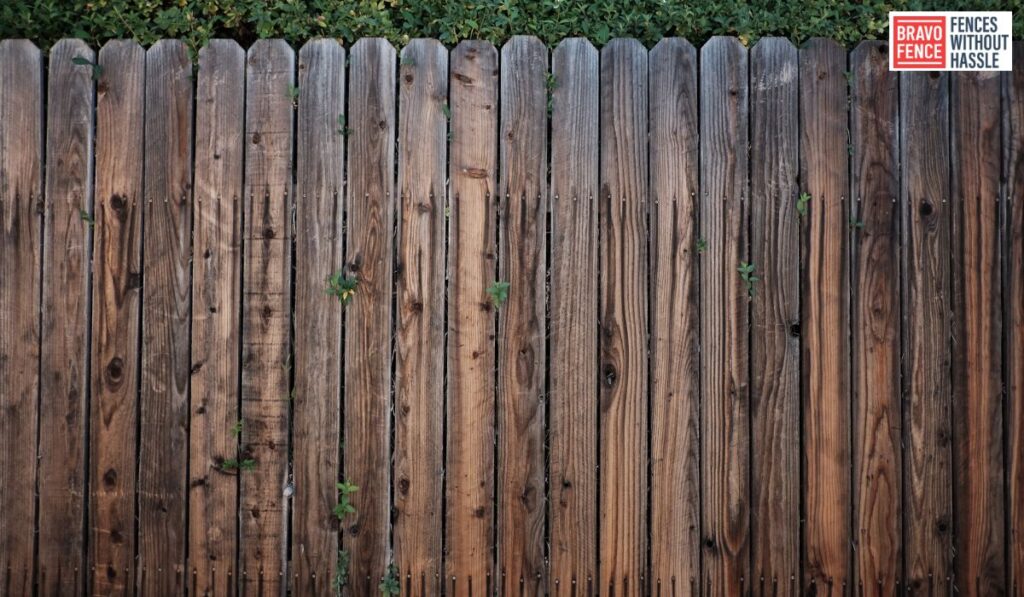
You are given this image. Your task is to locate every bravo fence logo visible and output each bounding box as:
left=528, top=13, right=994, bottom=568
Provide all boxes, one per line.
left=889, top=11, right=1012, bottom=71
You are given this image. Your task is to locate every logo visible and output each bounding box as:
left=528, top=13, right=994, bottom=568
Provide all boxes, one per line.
left=889, top=11, right=1012, bottom=71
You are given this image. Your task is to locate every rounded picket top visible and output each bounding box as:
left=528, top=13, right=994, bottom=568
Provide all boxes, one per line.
left=0, top=38, right=42, bottom=64
left=351, top=36, right=397, bottom=64
left=299, top=36, right=343, bottom=54
left=247, top=38, right=295, bottom=73
left=400, top=38, right=447, bottom=77
left=701, top=35, right=747, bottom=60
left=553, top=36, right=598, bottom=60
left=850, top=39, right=890, bottom=65
left=199, top=38, right=245, bottom=66
left=51, top=38, right=95, bottom=75
left=800, top=36, right=845, bottom=54
left=601, top=37, right=646, bottom=57
left=502, top=34, right=546, bottom=57
left=452, top=38, right=498, bottom=67
left=650, top=37, right=697, bottom=60
left=751, top=36, right=798, bottom=57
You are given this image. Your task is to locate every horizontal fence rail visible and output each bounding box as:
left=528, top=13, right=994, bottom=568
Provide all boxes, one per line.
left=0, top=36, right=1023, bottom=596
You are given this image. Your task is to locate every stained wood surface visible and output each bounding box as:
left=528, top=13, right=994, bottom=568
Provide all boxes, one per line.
left=1007, top=40, right=1024, bottom=597
left=648, top=36, right=700, bottom=593
left=798, top=37, right=851, bottom=593
left=899, top=69, right=952, bottom=591
left=38, top=38, right=91, bottom=595
left=0, top=38, right=43, bottom=597
left=446, top=40, right=499, bottom=595
left=89, top=39, right=145, bottom=597
left=699, top=35, right=750, bottom=596
left=241, top=39, right=294, bottom=594
left=394, top=38, right=447, bottom=595
left=749, top=38, right=800, bottom=593
left=951, top=69, right=1005, bottom=595
left=292, top=38, right=345, bottom=595
left=850, top=41, right=901, bottom=594
left=189, top=38, right=245, bottom=596
left=548, top=37, right=599, bottom=593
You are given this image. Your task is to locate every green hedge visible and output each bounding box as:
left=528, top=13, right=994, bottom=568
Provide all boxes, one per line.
left=1, top=0, right=1021, bottom=53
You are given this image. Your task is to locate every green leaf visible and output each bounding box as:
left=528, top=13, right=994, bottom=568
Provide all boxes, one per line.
left=486, top=281, right=510, bottom=308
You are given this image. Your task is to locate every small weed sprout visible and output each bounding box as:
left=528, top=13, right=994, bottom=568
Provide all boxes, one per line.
left=337, top=114, right=351, bottom=137
left=379, top=562, right=400, bottom=595
left=332, top=550, right=351, bottom=595
left=287, top=84, right=300, bottom=105
left=230, top=420, right=243, bottom=438
left=80, top=209, right=95, bottom=228
left=333, top=480, right=359, bottom=521
left=72, top=56, right=102, bottom=80
left=850, top=217, right=864, bottom=229
left=738, top=261, right=759, bottom=298
left=696, top=238, right=707, bottom=254
left=220, top=458, right=255, bottom=472
left=486, top=281, right=510, bottom=308
left=797, top=192, right=811, bottom=219
left=326, top=271, right=359, bottom=305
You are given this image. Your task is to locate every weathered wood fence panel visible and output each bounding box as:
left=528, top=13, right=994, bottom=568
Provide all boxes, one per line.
left=0, top=35, right=1023, bottom=597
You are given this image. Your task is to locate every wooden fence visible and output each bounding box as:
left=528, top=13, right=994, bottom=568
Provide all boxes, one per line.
left=0, top=35, right=1022, bottom=596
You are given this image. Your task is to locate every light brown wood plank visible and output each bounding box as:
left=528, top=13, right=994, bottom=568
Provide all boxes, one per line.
left=699, top=35, right=750, bottom=597
left=849, top=40, right=901, bottom=594
left=189, top=38, right=245, bottom=596
left=446, top=40, right=498, bottom=595
left=0, top=38, right=43, bottom=596
left=89, top=39, right=145, bottom=597
left=394, top=38, right=447, bottom=595
left=343, top=37, right=396, bottom=592
left=548, top=37, right=599, bottom=594
left=497, top=35, right=547, bottom=595
left=40, top=37, right=94, bottom=596
left=598, top=37, right=648, bottom=595
left=241, top=39, right=294, bottom=594
left=292, top=38, right=345, bottom=595
left=648, top=36, right=700, bottom=594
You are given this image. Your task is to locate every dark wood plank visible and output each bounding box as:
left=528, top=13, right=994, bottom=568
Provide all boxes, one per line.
left=0, top=38, right=43, bottom=596
left=950, top=69, right=1006, bottom=596
left=497, top=35, right=547, bottom=594
left=749, top=37, right=800, bottom=592
left=548, top=37, right=599, bottom=593
left=89, top=39, right=145, bottom=596
left=899, top=69, right=952, bottom=591
left=39, top=38, right=92, bottom=596
left=648, top=36, right=700, bottom=593
left=446, top=40, right=499, bottom=594
left=189, top=38, right=245, bottom=596
left=394, top=38, right=447, bottom=594
left=849, top=40, right=901, bottom=594
left=699, top=35, right=750, bottom=596
left=343, top=37, right=396, bottom=592
left=292, top=38, right=345, bottom=595
left=138, top=40, right=193, bottom=594
left=598, top=38, right=648, bottom=595
left=798, top=37, right=851, bottom=593
left=241, top=39, right=294, bottom=594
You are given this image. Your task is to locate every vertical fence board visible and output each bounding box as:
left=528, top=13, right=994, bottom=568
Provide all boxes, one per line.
left=648, top=36, right=700, bottom=593
left=292, top=38, right=345, bottom=595
left=138, top=40, right=193, bottom=594
left=850, top=41, right=901, bottom=594
left=749, top=38, right=800, bottom=592
left=89, top=39, right=145, bottom=596
left=548, top=37, right=599, bottom=593
left=497, top=35, right=548, bottom=594
left=799, top=37, right=851, bottom=593
left=241, top=39, right=294, bottom=594
left=39, top=38, right=92, bottom=595
left=0, top=38, right=43, bottom=596
left=446, top=40, right=499, bottom=594
left=394, top=38, right=448, bottom=594
left=899, top=69, right=953, bottom=590
left=190, top=38, right=245, bottom=597
left=951, top=69, right=1006, bottom=595
left=699, top=35, right=750, bottom=596
left=1007, top=40, right=1024, bottom=596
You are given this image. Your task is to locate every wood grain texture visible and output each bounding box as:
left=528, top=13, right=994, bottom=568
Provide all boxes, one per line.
left=899, top=69, right=952, bottom=591
left=849, top=41, right=901, bottom=594
left=497, top=35, right=547, bottom=595
left=446, top=40, right=498, bottom=595
left=394, top=38, right=447, bottom=595
left=1007, top=40, right=1024, bottom=597
left=798, top=37, right=851, bottom=593
left=699, top=35, right=749, bottom=597
left=342, top=38, right=396, bottom=592
left=749, top=37, right=800, bottom=593
left=951, top=69, right=1005, bottom=596
left=138, top=40, right=193, bottom=594
left=0, top=38, right=43, bottom=596
left=648, top=36, right=700, bottom=593
left=241, top=39, right=294, bottom=594
left=39, top=38, right=93, bottom=595
left=190, top=38, right=245, bottom=596
left=548, top=37, right=599, bottom=593
left=89, top=39, right=145, bottom=597
left=292, top=38, right=345, bottom=595
left=598, top=38, right=648, bottom=595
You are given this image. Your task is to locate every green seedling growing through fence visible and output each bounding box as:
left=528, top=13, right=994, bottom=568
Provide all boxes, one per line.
left=333, top=480, right=359, bottom=521
left=220, top=458, right=256, bottom=472
left=379, top=563, right=400, bottom=596
left=337, top=114, right=351, bottom=137
left=696, top=238, right=707, bottom=254
left=72, top=55, right=102, bottom=80
left=797, top=192, right=811, bottom=219
left=326, top=271, right=359, bottom=305
left=287, top=84, right=300, bottom=105
left=332, top=550, right=350, bottom=595
left=401, top=54, right=416, bottom=67
left=230, top=420, right=243, bottom=438
left=442, top=101, right=452, bottom=142
left=850, top=217, right=864, bottom=230
left=546, top=72, right=557, bottom=114
left=80, top=209, right=95, bottom=228
left=738, top=261, right=759, bottom=298
left=487, top=281, right=510, bottom=308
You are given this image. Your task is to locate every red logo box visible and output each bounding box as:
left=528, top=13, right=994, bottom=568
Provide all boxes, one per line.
left=892, top=16, right=947, bottom=69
